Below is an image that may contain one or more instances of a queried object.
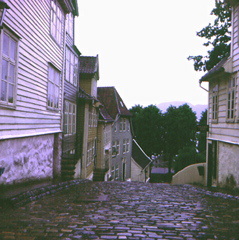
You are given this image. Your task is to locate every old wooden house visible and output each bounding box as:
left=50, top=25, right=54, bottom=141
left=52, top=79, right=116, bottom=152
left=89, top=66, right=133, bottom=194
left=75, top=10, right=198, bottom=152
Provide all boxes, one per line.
left=199, top=0, right=239, bottom=188
left=61, top=2, right=81, bottom=180
left=97, top=87, right=132, bottom=181
left=94, top=103, right=114, bottom=181
left=77, top=55, right=100, bottom=180
left=0, top=0, right=78, bottom=184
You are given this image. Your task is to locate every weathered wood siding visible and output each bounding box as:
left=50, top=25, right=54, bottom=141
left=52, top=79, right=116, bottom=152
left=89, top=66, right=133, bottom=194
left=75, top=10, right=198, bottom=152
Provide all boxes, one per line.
left=0, top=0, right=66, bottom=139
left=207, top=5, right=239, bottom=144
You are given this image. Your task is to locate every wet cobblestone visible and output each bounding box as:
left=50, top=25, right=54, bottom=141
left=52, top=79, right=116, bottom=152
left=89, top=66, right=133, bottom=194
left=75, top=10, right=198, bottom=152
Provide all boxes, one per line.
left=0, top=181, right=239, bottom=239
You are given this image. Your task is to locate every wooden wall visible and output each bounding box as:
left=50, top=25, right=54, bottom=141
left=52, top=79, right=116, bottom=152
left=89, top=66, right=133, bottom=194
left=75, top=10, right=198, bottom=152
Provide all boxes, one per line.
left=208, top=5, right=239, bottom=144
left=0, top=0, right=66, bottom=139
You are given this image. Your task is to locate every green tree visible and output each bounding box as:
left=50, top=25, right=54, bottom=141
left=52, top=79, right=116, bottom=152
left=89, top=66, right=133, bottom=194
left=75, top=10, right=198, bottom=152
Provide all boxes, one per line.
left=130, top=105, right=164, bottom=156
left=188, top=0, right=231, bottom=71
left=174, top=147, right=199, bottom=173
left=197, top=110, right=208, bottom=162
left=163, top=104, right=197, bottom=172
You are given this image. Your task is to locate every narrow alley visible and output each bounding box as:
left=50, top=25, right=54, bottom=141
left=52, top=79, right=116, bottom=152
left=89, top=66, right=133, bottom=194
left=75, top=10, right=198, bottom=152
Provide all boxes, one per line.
left=0, top=181, right=239, bottom=240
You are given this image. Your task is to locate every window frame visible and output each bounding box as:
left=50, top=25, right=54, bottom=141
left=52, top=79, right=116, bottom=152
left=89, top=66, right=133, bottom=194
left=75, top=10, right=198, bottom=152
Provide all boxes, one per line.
left=123, top=139, right=130, bottom=154
left=227, top=76, right=237, bottom=121
left=50, top=0, right=63, bottom=46
left=212, top=84, right=219, bottom=122
left=47, top=64, right=61, bottom=110
left=0, top=29, right=18, bottom=108
left=112, top=140, right=120, bottom=157
left=66, top=12, right=74, bottom=38
left=63, top=100, right=77, bottom=136
left=119, top=118, right=126, bottom=132
left=88, top=106, right=98, bottom=128
left=86, top=139, right=96, bottom=166
left=65, top=46, right=78, bottom=86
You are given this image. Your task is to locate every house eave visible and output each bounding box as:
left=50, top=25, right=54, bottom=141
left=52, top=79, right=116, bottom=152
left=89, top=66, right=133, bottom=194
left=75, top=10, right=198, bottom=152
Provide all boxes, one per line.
left=199, top=57, right=233, bottom=83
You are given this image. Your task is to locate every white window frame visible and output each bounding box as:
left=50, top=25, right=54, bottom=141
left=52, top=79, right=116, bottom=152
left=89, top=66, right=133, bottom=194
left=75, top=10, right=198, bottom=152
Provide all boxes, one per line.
left=50, top=0, right=63, bottom=45
left=123, top=139, right=130, bottom=153
left=89, top=106, right=98, bottom=127
left=227, top=76, right=236, bottom=121
left=212, top=84, right=219, bottom=121
left=63, top=100, right=76, bottom=136
left=65, top=47, right=78, bottom=86
left=87, top=139, right=96, bottom=166
left=119, top=118, right=126, bottom=132
left=0, top=30, right=18, bottom=107
left=47, top=64, right=61, bottom=110
left=66, top=12, right=74, bottom=38
left=115, top=163, right=119, bottom=180
left=112, top=140, right=120, bottom=156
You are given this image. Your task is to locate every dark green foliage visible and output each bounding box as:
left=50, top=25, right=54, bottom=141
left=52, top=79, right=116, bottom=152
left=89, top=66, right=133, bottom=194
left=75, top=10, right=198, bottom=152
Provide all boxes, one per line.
left=130, top=103, right=200, bottom=172
left=188, top=0, right=231, bottom=71
left=163, top=104, right=198, bottom=172
left=197, top=110, right=208, bottom=161
left=130, top=105, right=164, bottom=156
left=174, top=147, right=200, bottom=173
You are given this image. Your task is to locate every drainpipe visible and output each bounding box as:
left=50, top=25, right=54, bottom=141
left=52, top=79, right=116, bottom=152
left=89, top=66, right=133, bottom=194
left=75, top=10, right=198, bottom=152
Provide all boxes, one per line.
left=199, top=81, right=209, bottom=92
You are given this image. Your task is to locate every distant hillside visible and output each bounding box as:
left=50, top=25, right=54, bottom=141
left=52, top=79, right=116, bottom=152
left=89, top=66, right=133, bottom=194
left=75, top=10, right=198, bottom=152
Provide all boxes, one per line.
left=156, top=101, right=207, bottom=119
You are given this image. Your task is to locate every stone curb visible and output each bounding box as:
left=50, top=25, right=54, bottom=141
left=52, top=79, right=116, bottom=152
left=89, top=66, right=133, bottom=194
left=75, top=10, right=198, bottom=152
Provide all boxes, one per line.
left=0, top=179, right=90, bottom=207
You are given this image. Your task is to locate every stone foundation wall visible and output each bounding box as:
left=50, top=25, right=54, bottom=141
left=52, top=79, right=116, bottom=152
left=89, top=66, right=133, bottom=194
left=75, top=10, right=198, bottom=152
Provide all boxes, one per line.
left=0, top=134, right=56, bottom=184
left=218, top=142, right=239, bottom=188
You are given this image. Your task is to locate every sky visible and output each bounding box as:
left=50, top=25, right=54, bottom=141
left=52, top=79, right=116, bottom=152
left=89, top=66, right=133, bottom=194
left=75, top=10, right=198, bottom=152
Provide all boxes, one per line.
left=75, top=0, right=216, bottom=109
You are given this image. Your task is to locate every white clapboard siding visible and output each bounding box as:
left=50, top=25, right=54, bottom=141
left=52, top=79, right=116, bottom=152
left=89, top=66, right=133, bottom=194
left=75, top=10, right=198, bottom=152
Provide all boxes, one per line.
left=209, top=78, right=239, bottom=144
left=0, top=0, right=66, bottom=139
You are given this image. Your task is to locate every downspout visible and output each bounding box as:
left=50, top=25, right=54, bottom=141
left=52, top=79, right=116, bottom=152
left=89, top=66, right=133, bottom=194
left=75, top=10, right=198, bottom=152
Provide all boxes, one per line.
left=199, top=81, right=209, bottom=92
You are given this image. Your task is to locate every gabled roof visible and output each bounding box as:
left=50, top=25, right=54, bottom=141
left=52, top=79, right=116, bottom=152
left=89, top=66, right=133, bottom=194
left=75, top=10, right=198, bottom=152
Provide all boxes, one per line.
left=97, top=87, right=132, bottom=120
left=79, top=55, right=99, bottom=80
left=99, top=106, right=114, bottom=123
left=132, top=139, right=152, bottom=170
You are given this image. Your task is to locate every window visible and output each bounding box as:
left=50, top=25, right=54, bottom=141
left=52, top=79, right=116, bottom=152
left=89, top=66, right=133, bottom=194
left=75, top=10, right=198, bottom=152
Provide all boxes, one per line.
left=112, top=140, right=120, bottom=156
left=87, top=140, right=96, bottom=166
left=89, top=106, right=98, bottom=127
left=50, top=0, right=63, bottom=45
left=47, top=65, right=60, bottom=110
left=227, top=76, right=236, bottom=119
left=123, top=139, right=130, bottom=153
left=111, top=165, right=115, bottom=179
left=65, top=47, right=78, bottom=86
left=66, top=13, right=74, bottom=38
left=212, top=84, right=218, bottom=120
left=1, top=31, right=18, bottom=106
left=63, top=101, right=76, bottom=135
left=115, top=164, right=119, bottom=180
left=113, top=122, right=117, bottom=132
left=119, top=118, right=126, bottom=132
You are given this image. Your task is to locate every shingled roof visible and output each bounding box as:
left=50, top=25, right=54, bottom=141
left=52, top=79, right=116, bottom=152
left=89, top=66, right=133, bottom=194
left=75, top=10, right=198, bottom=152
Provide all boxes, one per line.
left=79, top=55, right=99, bottom=80
left=132, top=139, right=152, bottom=169
left=99, top=105, right=114, bottom=123
left=97, top=87, right=132, bottom=120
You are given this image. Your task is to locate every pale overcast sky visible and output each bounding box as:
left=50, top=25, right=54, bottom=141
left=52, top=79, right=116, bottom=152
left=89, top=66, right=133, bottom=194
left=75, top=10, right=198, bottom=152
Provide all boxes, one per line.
left=75, top=0, right=216, bottom=108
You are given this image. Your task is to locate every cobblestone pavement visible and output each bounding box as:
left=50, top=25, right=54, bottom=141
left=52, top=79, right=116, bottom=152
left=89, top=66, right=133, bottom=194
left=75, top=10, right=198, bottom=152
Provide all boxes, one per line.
left=0, top=181, right=239, bottom=240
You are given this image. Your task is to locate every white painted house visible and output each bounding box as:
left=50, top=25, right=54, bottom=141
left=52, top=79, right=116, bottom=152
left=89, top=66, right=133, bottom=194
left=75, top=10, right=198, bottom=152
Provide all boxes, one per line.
left=0, top=0, right=78, bottom=184
left=200, top=0, right=239, bottom=188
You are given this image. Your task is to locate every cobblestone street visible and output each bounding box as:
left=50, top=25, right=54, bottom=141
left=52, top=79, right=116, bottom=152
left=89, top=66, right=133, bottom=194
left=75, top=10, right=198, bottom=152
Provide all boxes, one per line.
left=0, top=181, right=239, bottom=240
